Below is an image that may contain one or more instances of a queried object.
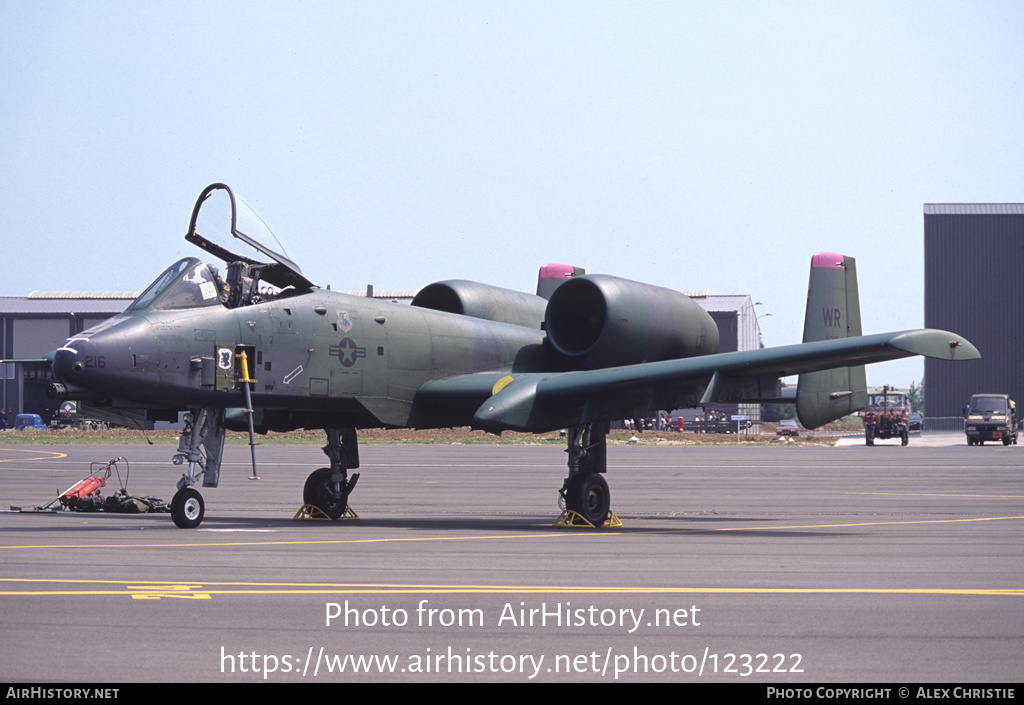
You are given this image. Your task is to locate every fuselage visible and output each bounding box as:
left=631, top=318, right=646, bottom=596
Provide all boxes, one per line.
left=51, top=261, right=552, bottom=430
left=50, top=251, right=724, bottom=433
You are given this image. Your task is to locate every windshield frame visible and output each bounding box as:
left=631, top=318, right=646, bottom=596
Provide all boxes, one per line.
left=128, top=257, right=224, bottom=312
left=970, top=396, right=1008, bottom=414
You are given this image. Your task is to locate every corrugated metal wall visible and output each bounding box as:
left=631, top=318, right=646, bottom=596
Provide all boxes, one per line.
left=924, top=208, right=1024, bottom=420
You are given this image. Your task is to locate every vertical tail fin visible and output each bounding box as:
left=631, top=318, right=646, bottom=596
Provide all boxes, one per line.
left=796, top=253, right=868, bottom=428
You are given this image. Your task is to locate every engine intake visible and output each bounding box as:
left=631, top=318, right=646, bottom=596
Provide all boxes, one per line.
left=544, top=274, right=719, bottom=369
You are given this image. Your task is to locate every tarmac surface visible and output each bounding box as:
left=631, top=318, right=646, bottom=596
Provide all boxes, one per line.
left=0, top=434, right=1021, bottom=683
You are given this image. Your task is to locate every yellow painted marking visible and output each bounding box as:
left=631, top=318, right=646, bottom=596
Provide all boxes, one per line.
left=848, top=491, right=1024, bottom=499
left=128, top=584, right=211, bottom=600
left=0, top=578, right=1020, bottom=598
left=491, top=375, right=515, bottom=395
left=0, top=449, right=69, bottom=466
left=674, top=515, right=1024, bottom=534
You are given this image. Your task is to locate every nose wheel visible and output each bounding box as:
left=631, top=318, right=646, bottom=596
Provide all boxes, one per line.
left=171, top=487, right=205, bottom=529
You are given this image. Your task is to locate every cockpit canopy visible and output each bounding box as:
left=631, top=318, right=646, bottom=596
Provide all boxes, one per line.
left=129, top=258, right=224, bottom=311
left=129, top=183, right=319, bottom=312
left=129, top=255, right=306, bottom=312
left=185, top=183, right=315, bottom=292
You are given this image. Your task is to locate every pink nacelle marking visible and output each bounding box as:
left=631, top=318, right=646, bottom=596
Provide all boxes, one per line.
left=538, top=263, right=577, bottom=280
left=811, top=252, right=846, bottom=269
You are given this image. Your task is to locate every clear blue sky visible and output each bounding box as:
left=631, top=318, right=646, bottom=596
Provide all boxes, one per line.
left=3, top=1, right=1022, bottom=387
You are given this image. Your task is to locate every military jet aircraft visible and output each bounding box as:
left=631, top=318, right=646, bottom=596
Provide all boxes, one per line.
left=42, top=183, right=979, bottom=528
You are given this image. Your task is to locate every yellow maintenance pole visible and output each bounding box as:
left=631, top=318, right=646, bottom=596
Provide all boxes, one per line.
left=236, top=350, right=260, bottom=480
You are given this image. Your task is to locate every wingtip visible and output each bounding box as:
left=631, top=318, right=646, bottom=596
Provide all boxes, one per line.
left=946, top=335, right=981, bottom=360
left=890, top=329, right=980, bottom=361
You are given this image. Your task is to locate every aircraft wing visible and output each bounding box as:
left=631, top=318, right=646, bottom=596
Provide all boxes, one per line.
left=415, top=328, right=978, bottom=433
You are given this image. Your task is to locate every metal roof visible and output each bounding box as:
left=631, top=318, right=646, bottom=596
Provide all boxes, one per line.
left=694, top=294, right=754, bottom=312
left=0, top=296, right=134, bottom=316
left=340, top=290, right=419, bottom=300
left=924, top=204, right=1024, bottom=215
left=28, top=291, right=140, bottom=299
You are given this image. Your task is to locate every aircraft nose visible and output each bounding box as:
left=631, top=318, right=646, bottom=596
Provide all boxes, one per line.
left=51, top=346, right=80, bottom=382
left=51, top=336, right=106, bottom=388
left=48, top=340, right=102, bottom=403
left=49, top=315, right=145, bottom=398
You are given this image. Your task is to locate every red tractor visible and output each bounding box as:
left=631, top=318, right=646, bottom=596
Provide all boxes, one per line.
left=863, top=385, right=909, bottom=446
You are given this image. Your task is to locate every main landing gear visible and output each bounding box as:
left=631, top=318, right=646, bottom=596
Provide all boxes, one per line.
left=165, top=413, right=610, bottom=529
left=559, top=423, right=613, bottom=527
left=302, top=427, right=360, bottom=520
left=168, top=412, right=361, bottom=528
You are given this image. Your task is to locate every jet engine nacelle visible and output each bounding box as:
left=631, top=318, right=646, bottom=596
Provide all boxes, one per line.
left=412, top=280, right=548, bottom=329
left=544, top=274, right=720, bottom=369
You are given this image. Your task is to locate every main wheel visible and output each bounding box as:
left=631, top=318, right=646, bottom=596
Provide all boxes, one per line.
left=303, top=467, right=348, bottom=520
left=171, top=487, right=205, bottom=529
left=565, top=472, right=611, bottom=527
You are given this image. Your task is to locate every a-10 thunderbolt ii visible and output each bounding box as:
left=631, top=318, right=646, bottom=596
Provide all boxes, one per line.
left=42, top=183, right=979, bottom=528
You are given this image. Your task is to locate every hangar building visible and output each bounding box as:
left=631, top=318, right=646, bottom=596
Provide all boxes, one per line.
left=924, top=204, right=1024, bottom=427
left=1, top=293, right=136, bottom=422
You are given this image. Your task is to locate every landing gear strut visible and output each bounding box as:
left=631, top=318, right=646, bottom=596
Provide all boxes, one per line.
left=303, top=427, right=360, bottom=520
left=560, top=423, right=611, bottom=527
left=170, top=407, right=226, bottom=529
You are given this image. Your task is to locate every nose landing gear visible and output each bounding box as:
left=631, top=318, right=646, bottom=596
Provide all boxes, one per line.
left=170, top=407, right=225, bottom=529
left=170, top=487, right=205, bottom=529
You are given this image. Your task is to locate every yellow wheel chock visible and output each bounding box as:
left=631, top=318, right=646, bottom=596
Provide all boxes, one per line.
left=293, top=504, right=359, bottom=521
left=553, top=510, right=622, bottom=528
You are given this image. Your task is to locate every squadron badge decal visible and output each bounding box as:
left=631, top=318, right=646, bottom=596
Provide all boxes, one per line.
left=217, top=347, right=233, bottom=370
